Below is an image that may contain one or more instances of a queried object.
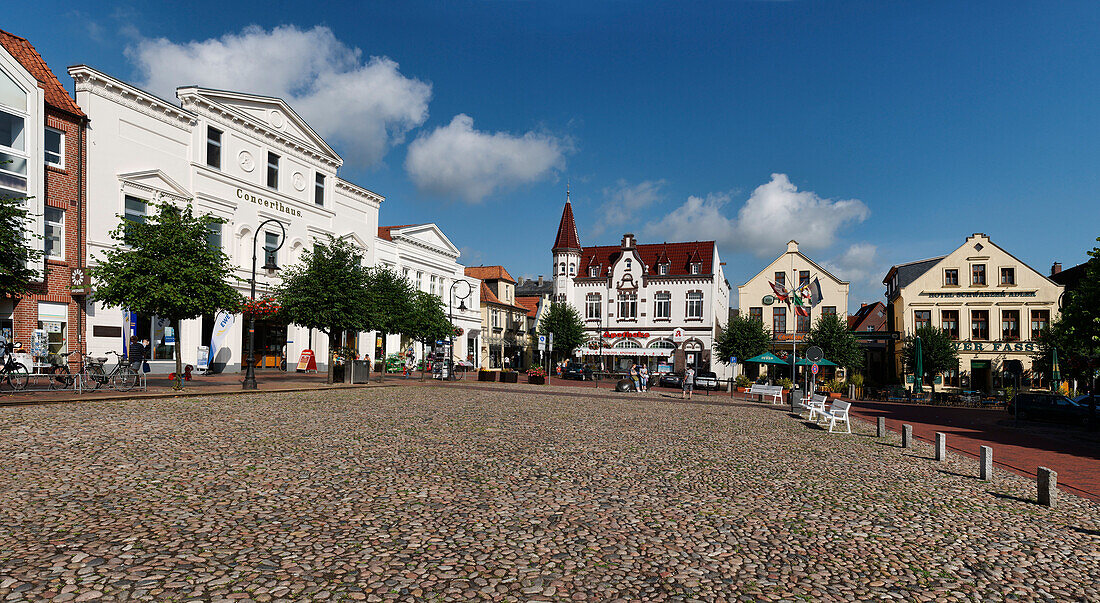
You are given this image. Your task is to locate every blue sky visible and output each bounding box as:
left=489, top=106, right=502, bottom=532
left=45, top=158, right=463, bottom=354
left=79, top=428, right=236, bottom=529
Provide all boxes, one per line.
left=9, top=1, right=1100, bottom=310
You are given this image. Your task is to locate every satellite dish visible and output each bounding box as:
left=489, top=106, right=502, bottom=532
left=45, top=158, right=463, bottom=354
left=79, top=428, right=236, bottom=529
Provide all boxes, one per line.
left=806, top=346, right=824, bottom=362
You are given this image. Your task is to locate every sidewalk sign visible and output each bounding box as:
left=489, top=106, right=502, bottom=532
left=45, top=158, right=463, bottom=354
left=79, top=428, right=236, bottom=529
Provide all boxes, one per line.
left=297, top=349, right=317, bottom=372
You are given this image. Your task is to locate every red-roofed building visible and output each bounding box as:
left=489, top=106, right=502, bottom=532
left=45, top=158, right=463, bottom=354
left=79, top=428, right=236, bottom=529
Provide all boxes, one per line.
left=550, top=194, right=731, bottom=377
left=0, top=29, right=87, bottom=370
left=466, top=265, right=531, bottom=369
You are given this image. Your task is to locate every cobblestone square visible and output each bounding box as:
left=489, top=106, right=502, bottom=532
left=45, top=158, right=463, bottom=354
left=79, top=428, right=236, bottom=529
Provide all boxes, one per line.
left=2, top=385, right=1098, bottom=601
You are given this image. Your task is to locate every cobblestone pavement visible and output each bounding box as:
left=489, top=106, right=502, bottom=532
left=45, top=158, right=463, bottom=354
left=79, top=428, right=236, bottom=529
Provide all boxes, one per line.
left=2, top=386, right=1098, bottom=602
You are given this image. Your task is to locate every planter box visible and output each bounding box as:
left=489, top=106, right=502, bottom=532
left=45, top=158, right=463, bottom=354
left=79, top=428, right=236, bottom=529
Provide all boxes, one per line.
left=829, top=392, right=842, bottom=399
left=501, top=372, right=519, bottom=383
left=737, top=387, right=747, bottom=393
left=528, top=375, right=546, bottom=385
left=478, top=371, right=496, bottom=382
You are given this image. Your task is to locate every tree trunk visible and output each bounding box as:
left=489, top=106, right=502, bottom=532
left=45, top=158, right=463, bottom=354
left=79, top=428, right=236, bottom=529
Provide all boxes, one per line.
left=174, top=318, right=184, bottom=389
left=326, top=331, right=336, bottom=384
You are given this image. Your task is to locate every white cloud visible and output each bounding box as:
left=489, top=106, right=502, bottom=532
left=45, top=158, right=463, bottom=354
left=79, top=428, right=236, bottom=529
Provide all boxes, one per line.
left=644, top=173, right=870, bottom=257
left=405, top=114, right=567, bottom=202
left=824, top=243, right=889, bottom=308
left=126, top=25, right=431, bottom=167
left=594, top=179, right=666, bottom=236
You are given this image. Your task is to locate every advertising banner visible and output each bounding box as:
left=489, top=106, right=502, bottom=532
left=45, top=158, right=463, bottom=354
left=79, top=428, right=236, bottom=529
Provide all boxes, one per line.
left=207, top=311, right=235, bottom=373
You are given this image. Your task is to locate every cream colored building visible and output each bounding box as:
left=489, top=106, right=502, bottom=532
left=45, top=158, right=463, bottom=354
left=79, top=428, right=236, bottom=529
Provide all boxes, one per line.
left=883, top=233, right=1063, bottom=392
left=738, top=240, right=849, bottom=354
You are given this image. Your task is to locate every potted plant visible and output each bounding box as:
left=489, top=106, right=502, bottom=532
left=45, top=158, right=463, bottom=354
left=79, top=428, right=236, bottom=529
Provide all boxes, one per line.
left=527, top=366, right=547, bottom=385
left=500, top=369, right=519, bottom=383
left=735, top=374, right=752, bottom=392
left=826, top=378, right=845, bottom=399
left=478, top=368, right=496, bottom=382
left=777, top=377, right=793, bottom=396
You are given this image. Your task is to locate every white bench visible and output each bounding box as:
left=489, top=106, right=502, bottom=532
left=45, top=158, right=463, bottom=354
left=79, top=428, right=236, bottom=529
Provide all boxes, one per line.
left=747, top=384, right=784, bottom=404
left=823, top=400, right=852, bottom=433
left=799, top=393, right=829, bottom=422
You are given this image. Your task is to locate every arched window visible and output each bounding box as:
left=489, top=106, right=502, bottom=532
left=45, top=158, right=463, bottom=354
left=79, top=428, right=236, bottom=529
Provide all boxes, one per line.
left=559, top=262, right=566, bottom=275
left=568, top=262, right=575, bottom=276
left=613, top=339, right=641, bottom=349
left=647, top=339, right=675, bottom=349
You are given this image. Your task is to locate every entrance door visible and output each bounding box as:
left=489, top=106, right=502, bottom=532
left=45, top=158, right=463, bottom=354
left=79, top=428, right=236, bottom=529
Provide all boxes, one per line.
left=971, top=359, right=992, bottom=392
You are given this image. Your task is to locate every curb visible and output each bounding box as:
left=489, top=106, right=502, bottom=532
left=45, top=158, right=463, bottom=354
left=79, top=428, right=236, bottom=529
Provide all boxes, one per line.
left=0, top=382, right=398, bottom=408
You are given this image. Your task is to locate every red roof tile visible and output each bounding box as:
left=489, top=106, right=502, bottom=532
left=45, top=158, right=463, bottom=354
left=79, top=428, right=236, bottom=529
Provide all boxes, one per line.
left=464, top=265, right=516, bottom=284
left=552, top=200, right=581, bottom=251
left=515, top=296, right=540, bottom=318
left=0, top=29, right=84, bottom=117
left=577, top=241, right=714, bottom=278
left=377, top=224, right=424, bottom=241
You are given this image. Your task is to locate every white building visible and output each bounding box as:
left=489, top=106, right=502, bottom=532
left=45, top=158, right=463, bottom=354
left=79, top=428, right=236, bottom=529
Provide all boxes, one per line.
left=375, top=223, right=481, bottom=366
left=550, top=196, right=731, bottom=377
left=70, top=65, right=381, bottom=372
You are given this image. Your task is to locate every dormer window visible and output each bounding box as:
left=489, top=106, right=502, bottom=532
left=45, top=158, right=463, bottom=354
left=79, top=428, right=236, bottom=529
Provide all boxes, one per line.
left=589, top=266, right=599, bottom=277
left=690, top=263, right=701, bottom=275
left=658, top=263, right=669, bottom=275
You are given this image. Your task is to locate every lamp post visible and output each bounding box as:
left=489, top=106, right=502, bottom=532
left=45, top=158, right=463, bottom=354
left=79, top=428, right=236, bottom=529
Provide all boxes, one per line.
left=448, top=279, right=471, bottom=381
left=242, top=218, right=286, bottom=390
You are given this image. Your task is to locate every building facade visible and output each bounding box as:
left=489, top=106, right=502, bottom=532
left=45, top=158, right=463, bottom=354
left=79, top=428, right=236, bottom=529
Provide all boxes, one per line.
left=375, top=223, right=481, bottom=367
left=0, top=30, right=87, bottom=372
left=884, top=233, right=1063, bottom=392
left=550, top=198, right=731, bottom=376
left=848, top=301, right=889, bottom=384
left=737, top=240, right=849, bottom=370
left=466, top=266, right=531, bottom=369
left=71, top=65, right=381, bottom=372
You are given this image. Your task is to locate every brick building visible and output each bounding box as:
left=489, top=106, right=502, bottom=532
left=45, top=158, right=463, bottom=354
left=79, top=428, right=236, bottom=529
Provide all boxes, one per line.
left=0, top=29, right=86, bottom=370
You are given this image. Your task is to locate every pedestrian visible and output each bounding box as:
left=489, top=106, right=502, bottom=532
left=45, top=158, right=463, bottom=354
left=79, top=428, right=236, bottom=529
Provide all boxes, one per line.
left=404, top=353, right=415, bottom=379
left=682, top=365, right=695, bottom=400
left=639, top=365, right=649, bottom=392
left=128, top=335, right=148, bottom=385
left=629, top=363, right=640, bottom=392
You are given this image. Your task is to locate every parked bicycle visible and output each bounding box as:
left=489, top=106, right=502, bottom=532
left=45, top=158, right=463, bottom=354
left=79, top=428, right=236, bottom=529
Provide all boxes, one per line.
left=46, top=351, right=80, bottom=390
left=0, top=342, right=29, bottom=391
left=81, top=351, right=139, bottom=392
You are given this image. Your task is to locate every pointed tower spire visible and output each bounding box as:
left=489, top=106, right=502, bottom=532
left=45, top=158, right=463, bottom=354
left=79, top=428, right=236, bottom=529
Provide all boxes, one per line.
left=552, top=185, right=581, bottom=252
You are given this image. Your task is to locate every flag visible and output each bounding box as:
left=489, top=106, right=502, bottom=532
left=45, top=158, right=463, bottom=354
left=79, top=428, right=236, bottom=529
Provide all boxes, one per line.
left=794, top=305, right=809, bottom=318
left=769, top=280, right=789, bottom=303
left=807, top=277, right=823, bottom=307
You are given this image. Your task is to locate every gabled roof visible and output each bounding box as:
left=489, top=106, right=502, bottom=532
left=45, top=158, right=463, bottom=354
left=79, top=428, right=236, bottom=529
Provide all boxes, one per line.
left=883, top=256, right=945, bottom=287
left=738, top=243, right=849, bottom=289
left=848, top=301, right=886, bottom=331
left=0, top=28, right=84, bottom=117
left=515, top=296, right=540, bottom=318
left=479, top=282, right=528, bottom=312
left=465, top=265, right=516, bottom=284
left=552, top=200, right=581, bottom=251
left=577, top=241, right=715, bottom=278
left=377, top=224, right=423, bottom=241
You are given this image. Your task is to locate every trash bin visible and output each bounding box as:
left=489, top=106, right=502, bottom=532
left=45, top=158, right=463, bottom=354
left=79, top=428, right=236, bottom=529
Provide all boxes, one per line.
left=351, top=360, right=371, bottom=384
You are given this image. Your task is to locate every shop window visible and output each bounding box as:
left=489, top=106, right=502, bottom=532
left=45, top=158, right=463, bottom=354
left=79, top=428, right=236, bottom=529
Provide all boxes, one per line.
left=315, top=173, right=325, bottom=205
left=44, top=206, right=64, bottom=260
left=1001, top=310, right=1020, bottom=341
left=944, top=269, right=958, bottom=286
left=45, top=127, right=64, bottom=168
left=943, top=364, right=960, bottom=388
left=1000, top=267, right=1015, bottom=285
left=971, top=264, right=986, bottom=285
left=654, top=291, right=671, bottom=319
left=914, top=310, right=931, bottom=330
left=941, top=309, right=959, bottom=340
left=749, top=307, right=762, bottom=323
left=266, top=152, right=280, bottom=189
left=585, top=293, right=601, bottom=319
left=1030, top=310, right=1049, bottom=340
left=686, top=291, right=703, bottom=319
left=206, top=126, right=222, bottom=169
left=773, top=307, right=787, bottom=334
left=971, top=310, right=989, bottom=340
left=617, top=292, right=637, bottom=320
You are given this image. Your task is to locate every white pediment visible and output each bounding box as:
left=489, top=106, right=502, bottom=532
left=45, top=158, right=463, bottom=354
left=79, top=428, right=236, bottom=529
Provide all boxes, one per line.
left=179, top=87, right=341, bottom=165
left=118, top=169, right=192, bottom=200
left=391, top=224, right=460, bottom=257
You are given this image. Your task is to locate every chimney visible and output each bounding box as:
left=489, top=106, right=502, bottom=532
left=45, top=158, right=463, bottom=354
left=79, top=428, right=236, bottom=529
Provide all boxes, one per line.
left=621, top=233, right=636, bottom=249
left=1051, top=262, right=1062, bottom=276
left=787, top=240, right=799, bottom=253
left=537, top=275, right=544, bottom=286
left=861, top=303, right=867, bottom=308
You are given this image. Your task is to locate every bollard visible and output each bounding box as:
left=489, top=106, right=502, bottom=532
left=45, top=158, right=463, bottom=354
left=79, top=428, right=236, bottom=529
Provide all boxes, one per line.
left=902, top=424, right=913, bottom=448
left=1037, top=467, right=1058, bottom=507
left=876, top=416, right=886, bottom=438
left=979, top=446, right=993, bottom=481
left=935, top=432, right=946, bottom=461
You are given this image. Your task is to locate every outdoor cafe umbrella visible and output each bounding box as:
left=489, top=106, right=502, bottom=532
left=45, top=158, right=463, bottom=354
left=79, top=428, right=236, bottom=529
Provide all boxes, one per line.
left=914, top=336, right=923, bottom=395
left=746, top=352, right=788, bottom=365
left=1051, top=347, right=1061, bottom=392
left=795, top=357, right=837, bottom=366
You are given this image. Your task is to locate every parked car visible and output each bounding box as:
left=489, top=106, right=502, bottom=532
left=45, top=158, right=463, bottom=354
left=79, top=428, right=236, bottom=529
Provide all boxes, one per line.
left=563, top=362, right=594, bottom=381
left=658, top=372, right=684, bottom=388
left=1012, top=392, right=1092, bottom=425
left=693, top=370, right=724, bottom=391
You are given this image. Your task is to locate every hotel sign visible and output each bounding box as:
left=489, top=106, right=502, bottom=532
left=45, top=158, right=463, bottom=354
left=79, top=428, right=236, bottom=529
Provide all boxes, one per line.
left=954, top=340, right=1037, bottom=353
left=237, top=188, right=303, bottom=218
left=921, top=290, right=1037, bottom=299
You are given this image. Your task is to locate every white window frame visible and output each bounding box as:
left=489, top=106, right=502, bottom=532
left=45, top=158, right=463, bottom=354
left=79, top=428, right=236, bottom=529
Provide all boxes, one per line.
left=315, top=172, right=325, bottom=206
left=266, top=152, right=280, bottom=189
left=617, top=292, right=637, bottom=321
left=206, top=126, right=221, bottom=170
left=43, top=205, right=64, bottom=260
left=690, top=263, right=701, bottom=275
left=686, top=290, right=704, bottom=318
left=44, top=126, right=64, bottom=169
left=658, top=263, right=669, bottom=275
left=654, top=291, right=671, bottom=319
left=585, top=293, right=601, bottom=319
left=0, top=106, right=29, bottom=193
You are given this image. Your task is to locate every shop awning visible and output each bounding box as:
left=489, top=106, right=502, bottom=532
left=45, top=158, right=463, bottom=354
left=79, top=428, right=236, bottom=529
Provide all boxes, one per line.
left=588, top=348, right=675, bottom=358
left=746, top=352, right=787, bottom=364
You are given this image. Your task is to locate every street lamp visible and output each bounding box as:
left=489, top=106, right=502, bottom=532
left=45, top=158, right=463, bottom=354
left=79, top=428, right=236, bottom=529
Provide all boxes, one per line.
left=242, top=218, right=286, bottom=390
left=448, top=279, right=472, bottom=381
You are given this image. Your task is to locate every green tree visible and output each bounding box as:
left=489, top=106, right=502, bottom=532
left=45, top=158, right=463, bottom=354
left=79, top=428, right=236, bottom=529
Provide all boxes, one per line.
left=364, top=267, right=415, bottom=368
left=538, top=301, right=585, bottom=363
left=805, top=312, right=864, bottom=372
left=277, top=235, right=372, bottom=383
left=88, top=200, right=240, bottom=386
left=714, top=314, right=771, bottom=374
left=0, top=192, right=44, bottom=299
left=403, top=290, right=453, bottom=366
left=901, top=326, right=959, bottom=395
